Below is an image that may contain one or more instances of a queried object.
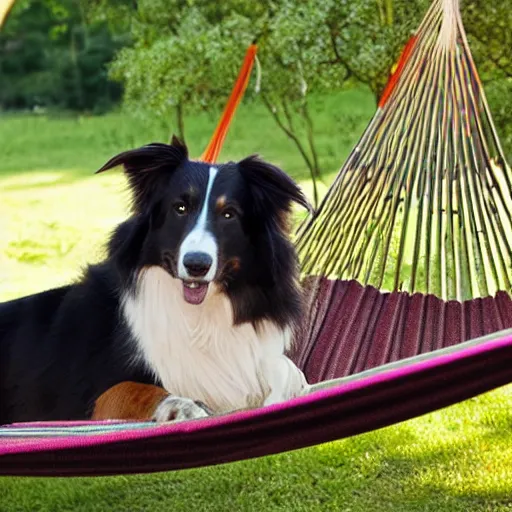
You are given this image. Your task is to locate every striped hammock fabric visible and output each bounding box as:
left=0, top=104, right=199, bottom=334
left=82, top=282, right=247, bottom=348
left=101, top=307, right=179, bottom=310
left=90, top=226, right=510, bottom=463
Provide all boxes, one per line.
left=2, top=0, right=512, bottom=477
left=2, top=329, right=512, bottom=476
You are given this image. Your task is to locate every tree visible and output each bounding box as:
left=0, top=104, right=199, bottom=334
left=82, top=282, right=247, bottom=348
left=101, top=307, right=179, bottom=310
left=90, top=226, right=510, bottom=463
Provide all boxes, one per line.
left=104, top=0, right=434, bottom=207
left=6, top=0, right=511, bottom=192
left=104, top=1, right=342, bottom=205
left=108, top=5, right=257, bottom=142
left=320, top=0, right=429, bottom=101
left=103, top=0, right=274, bottom=143
left=0, top=0, right=125, bottom=111
left=253, top=1, right=351, bottom=205
left=463, top=0, right=512, bottom=159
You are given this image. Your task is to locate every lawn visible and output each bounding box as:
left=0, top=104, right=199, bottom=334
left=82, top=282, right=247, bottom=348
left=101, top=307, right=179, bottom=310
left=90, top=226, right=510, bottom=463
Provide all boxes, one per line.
left=1, top=88, right=512, bottom=511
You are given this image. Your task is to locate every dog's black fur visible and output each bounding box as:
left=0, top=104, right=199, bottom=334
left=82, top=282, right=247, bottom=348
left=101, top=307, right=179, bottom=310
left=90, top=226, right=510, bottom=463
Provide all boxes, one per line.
left=0, top=137, right=311, bottom=424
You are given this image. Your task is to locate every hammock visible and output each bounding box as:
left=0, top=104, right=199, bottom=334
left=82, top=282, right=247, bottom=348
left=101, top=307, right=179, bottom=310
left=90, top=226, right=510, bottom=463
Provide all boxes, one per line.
left=2, top=0, right=512, bottom=477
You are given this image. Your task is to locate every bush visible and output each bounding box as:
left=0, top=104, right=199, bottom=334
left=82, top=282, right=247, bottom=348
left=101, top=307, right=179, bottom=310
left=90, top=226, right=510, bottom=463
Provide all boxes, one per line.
left=0, top=0, right=125, bottom=113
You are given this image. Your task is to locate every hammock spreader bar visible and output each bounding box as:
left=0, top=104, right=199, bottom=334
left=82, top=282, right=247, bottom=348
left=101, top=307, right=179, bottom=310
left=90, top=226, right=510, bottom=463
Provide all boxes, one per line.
left=1, top=329, right=512, bottom=477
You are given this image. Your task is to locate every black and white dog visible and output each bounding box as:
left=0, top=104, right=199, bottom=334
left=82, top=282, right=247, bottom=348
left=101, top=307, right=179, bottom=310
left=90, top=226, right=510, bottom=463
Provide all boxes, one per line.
left=0, top=137, right=311, bottom=424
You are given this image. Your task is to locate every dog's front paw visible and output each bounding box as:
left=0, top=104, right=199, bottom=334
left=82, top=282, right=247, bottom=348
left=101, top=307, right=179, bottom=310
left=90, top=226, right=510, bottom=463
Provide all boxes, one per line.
left=152, top=396, right=211, bottom=423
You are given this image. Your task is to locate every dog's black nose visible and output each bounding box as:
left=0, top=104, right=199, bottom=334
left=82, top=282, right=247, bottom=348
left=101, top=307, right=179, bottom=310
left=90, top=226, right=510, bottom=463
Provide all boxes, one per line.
left=183, top=252, right=212, bottom=277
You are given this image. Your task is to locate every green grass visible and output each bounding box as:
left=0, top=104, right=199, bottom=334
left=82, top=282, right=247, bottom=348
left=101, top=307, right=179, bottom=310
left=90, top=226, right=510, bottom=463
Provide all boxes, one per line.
left=2, top=88, right=512, bottom=511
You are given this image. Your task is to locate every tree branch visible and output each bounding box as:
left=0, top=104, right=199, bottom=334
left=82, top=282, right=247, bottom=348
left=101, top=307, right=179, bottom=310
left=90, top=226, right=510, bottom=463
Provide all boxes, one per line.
left=281, top=97, right=296, bottom=134
left=327, top=27, right=369, bottom=85
left=261, top=93, right=319, bottom=208
left=301, top=99, right=321, bottom=178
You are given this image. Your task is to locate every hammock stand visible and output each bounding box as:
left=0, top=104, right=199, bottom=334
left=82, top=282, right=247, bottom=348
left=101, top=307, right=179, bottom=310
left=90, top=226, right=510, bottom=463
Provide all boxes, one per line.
left=1, top=0, right=512, bottom=477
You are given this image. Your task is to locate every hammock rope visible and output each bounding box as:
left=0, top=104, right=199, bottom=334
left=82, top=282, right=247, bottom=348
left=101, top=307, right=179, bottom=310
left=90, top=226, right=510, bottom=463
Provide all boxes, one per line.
left=200, top=43, right=258, bottom=163
left=295, top=0, right=512, bottom=302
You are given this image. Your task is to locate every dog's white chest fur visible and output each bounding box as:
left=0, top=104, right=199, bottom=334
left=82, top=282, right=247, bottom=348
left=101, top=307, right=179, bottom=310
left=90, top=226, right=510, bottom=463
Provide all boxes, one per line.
left=122, top=267, right=306, bottom=413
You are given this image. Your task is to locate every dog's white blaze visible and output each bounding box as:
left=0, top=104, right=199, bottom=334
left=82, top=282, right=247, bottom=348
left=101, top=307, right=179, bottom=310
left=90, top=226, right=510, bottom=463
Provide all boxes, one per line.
left=178, top=166, right=219, bottom=281
left=123, top=267, right=307, bottom=413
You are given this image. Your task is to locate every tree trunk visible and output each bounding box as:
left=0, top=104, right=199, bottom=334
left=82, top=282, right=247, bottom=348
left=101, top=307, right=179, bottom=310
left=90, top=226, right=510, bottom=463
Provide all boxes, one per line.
left=301, top=100, right=321, bottom=178
left=170, top=103, right=185, bottom=143
left=261, top=94, right=319, bottom=208
left=177, top=103, right=185, bottom=141
left=77, top=0, right=90, bottom=50
left=70, top=29, right=84, bottom=110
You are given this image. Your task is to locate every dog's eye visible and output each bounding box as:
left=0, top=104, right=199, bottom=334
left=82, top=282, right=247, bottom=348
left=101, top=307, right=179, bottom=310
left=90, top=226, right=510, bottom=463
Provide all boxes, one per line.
left=174, top=202, right=188, bottom=215
left=222, top=209, right=236, bottom=220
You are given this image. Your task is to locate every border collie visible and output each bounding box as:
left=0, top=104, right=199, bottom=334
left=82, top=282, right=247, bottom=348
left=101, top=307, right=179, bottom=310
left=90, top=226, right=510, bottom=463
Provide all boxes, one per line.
left=0, top=137, right=311, bottom=424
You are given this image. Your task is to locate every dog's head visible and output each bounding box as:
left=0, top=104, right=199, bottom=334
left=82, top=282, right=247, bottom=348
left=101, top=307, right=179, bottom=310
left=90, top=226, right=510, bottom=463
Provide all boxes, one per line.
left=98, top=137, right=312, bottom=326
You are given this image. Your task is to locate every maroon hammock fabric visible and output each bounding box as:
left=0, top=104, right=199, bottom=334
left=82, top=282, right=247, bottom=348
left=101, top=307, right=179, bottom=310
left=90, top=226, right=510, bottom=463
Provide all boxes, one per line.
left=1, top=278, right=512, bottom=477
left=291, top=278, right=512, bottom=382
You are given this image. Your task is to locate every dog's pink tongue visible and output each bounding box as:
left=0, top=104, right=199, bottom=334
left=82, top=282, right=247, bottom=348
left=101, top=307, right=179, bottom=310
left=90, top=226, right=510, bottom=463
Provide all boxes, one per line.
left=183, top=283, right=209, bottom=305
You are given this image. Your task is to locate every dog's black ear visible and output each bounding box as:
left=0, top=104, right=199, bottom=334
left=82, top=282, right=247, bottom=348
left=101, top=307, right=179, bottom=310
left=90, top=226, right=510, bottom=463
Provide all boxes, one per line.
left=96, top=136, right=188, bottom=212
left=238, top=155, right=313, bottom=219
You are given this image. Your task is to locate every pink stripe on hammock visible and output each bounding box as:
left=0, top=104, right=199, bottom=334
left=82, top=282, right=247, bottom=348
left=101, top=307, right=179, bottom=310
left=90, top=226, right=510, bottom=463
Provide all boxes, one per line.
left=6, top=420, right=133, bottom=428
left=2, top=328, right=512, bottom=458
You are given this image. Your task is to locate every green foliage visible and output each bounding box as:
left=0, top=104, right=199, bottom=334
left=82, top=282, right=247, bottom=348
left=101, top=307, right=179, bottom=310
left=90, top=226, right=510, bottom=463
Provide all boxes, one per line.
left=3, top=0, right=512, bottom=172
left=257, top=0, right=428, bottom=101
left=0, top=0, right=125, bottom=112
left=485, top=78, right=512, bottom=159
left=104, top=0, right=512, bottom=172
left=463, top=0, right=512, bottom=161
left=108, top=1, right=261, bottom=141
left=465, top=0, right=512, bottom=78
left=102, top=0, right=430, bottom=198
